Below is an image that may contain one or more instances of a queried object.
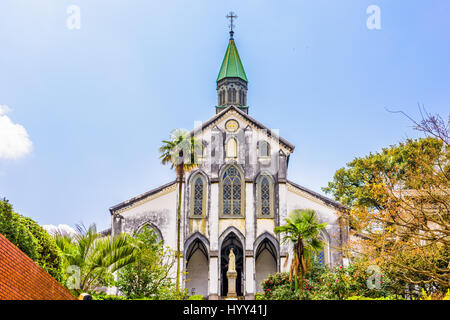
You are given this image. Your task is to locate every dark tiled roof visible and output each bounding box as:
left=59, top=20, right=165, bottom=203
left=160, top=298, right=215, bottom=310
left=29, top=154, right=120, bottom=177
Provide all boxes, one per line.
left=109, top=180, right=177, bottom=214
left=287, top=180, right=344, bottom=210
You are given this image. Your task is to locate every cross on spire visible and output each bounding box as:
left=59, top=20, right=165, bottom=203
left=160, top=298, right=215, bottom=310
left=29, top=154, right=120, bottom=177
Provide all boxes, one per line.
left=226, top=11, right=238, bottom=39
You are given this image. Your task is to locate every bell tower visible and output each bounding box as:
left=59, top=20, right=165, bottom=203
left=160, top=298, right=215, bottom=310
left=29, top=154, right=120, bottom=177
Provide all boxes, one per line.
left=216, top=12, right=249, bottom=114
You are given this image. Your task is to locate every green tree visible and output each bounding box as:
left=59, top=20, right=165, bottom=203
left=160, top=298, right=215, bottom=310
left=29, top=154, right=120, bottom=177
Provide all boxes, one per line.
left=20, top=217, right=65, bottom=282
left=54, top=224, right=136, bottom=294
left=115, top=226, right=176, bottom=298
left=0, top=199, right=38, bottom=260
left=0, top=199, right=65, bottom=282
left=159, top=129, right=200, bottom=293
left=274, top=209, right=327, bottom=293
left=323, top=114, right=449, bottom=293
left=323, top=137, right=444, bottom=209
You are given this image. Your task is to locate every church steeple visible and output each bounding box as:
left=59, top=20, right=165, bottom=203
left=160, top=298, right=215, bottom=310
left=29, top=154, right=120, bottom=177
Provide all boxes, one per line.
left=216, top=12, right=248, bottom=114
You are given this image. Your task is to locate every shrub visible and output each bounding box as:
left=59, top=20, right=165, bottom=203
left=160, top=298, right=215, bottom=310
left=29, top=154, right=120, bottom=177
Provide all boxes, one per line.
left=20, top=217, right=65, bottom=282
left=260, top=272, right=299, bottom=300
left=259, top=259, right=399, bottom=300
left=188, top=295, right=204, bottom=300
left=90, top=292, right=127, bottom=300
left=420, top=288, right=450, bottom=300
left=0, top=199, right=38, bottom=260
left=0, top=199, right=65, bottom=282
left=347, top=295, right=404, bottom=300
left=152, top=287, right=189, bottom=300
left=254, top=292, right=265, bottom=300
left=115, top=226, right=176, bottom=299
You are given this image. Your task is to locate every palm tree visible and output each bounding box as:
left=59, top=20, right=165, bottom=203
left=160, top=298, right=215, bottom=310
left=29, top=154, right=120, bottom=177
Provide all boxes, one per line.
left=54, top=224, right=137, bottom=294
left=159, top=129, right=201, bottom=292
left=274, top=209, right=327, bottom=293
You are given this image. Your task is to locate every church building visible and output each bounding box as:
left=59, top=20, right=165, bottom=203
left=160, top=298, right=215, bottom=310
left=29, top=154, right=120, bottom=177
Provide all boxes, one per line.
left=109, top=21, right=347, bottom=300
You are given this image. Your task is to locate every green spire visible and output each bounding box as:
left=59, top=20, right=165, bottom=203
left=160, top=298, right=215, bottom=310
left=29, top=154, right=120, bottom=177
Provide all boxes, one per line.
left=217, top=38, right=248, bottom=83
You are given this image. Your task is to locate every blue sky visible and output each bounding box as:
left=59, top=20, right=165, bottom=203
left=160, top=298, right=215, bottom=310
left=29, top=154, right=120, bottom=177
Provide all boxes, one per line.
left=0, top=1, right=449, bottom=231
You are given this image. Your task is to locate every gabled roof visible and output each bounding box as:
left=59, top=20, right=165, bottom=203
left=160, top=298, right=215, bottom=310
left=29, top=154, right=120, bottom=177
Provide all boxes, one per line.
left=109, top=180, right=177, bottom=215
left=287, top=180, right=344, bottom=210
left=217, top=38, right=248, bottom=82
left=191, top=105, right=295, bottom=152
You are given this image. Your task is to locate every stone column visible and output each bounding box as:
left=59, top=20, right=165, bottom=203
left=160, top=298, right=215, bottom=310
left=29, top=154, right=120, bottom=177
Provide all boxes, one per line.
left=245, top=255, right=255, bottom=299
left=208, top=255, right=219, bottom=299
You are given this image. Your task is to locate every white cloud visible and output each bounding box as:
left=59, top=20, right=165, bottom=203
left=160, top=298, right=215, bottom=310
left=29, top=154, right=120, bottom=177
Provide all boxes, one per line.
left=0, top=105, right=33, bottom=159
left=43, top=224, right=77, bottom=237
left=0, top=105, right=11, bottom=115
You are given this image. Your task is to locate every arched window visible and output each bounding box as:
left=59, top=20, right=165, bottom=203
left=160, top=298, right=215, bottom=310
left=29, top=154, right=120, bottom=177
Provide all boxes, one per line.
left=221, top=166, right=244, bottom=216
left=190, top=174, right=206, bottom=217
left=226, top=138, right=238, bottom=158
left=257, top=174, right=274, bottom=217
left=257, top=141, right=270, bottom=158
left=315, top=232, right=329, bottom=266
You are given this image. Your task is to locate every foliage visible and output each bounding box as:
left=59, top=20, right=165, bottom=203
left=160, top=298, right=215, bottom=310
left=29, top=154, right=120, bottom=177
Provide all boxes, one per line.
left=0, top=199, right=65, bottom=282
left=312, top=261, right=396, bottom=300
left=55, top=224, right=137, bottom=294
left=151, top=287, right=189, bottom=300
left=274, top=209, right=327, bottom=292
left=0, top=199, right=38, bottom=260
left=420, top=288, right=450, bottom=300
left=115, top=226, right=176, bottom=299
left=324, top=111, right=449, bottom=293
left=20, top=217, right=65, bottom=282
left=159, top=129, right=201, bottom=293
left=260, top=259, right=400, bottom=300
left=188, top=295, right=204, bottom=300
left=347, top=295, right=403, bottom=300
left=254, top=292, right=265, bottom=300
left=90, top=292, right=127, bottom=300
left=260, top=272, right=299, bottom=300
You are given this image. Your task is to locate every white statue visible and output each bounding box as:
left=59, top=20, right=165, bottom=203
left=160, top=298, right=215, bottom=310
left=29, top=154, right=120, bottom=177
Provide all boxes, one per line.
left=228, top=248, right=236, bottom=272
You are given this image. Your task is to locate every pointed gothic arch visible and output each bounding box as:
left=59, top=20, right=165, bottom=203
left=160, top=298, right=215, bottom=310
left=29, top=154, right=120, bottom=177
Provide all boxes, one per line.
left=254, top=232, right=279, bottom=292
left=226, top=137, right=238, bottom=158
left=218, top=227, right=245, bottom=297
left=257, top=140, right=271, bottom=158
left=184, top=232, right=209, bottom=297
left=316, top=229, right=331, bottom=267
left=219, top=164, right=245, bottom=217
left=134, top=221, right=164, bottom=244
left=255, top=173, right=275, bottom=218
left=189, top=171, right=207, bottom=217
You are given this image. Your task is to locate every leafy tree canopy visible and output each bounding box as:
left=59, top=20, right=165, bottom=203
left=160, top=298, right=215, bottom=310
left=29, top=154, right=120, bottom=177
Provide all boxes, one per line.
left=323, top=137, right=445, bottom=209
left=0, top=199, right=65, bottom=281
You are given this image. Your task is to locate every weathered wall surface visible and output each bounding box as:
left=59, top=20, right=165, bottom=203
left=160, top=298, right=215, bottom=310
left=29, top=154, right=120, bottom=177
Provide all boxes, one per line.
left=0, top=233, right=76, bottom=300
left=286, top=185, right=344, bottom=268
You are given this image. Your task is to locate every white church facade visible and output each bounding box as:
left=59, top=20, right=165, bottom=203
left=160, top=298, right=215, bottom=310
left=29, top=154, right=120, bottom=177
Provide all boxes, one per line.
left=109, top=27, right=348, bottom=300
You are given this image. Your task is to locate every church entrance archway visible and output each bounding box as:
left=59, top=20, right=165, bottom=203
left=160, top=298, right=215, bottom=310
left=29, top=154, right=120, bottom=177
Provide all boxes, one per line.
left=185, top=238, right=209, bottom=297
left=220, top=232, right=243, bottom=297
left=255, top=238, right=278, bottom=292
